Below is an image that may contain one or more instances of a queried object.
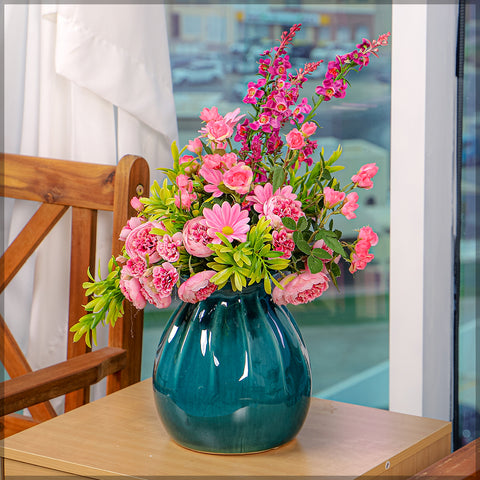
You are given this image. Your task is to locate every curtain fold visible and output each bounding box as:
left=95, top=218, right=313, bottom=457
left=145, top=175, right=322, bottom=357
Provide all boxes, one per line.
left=3, top=4, right=177, bottom=410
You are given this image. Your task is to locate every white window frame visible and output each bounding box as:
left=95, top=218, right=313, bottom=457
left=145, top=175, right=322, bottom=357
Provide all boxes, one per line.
left=390, top=3, right=458, bottom=421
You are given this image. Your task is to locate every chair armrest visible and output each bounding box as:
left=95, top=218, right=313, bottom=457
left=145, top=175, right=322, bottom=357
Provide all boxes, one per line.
left=408, top=437, right=479, bottom=480
left=0, top=347, right=127, bottom=416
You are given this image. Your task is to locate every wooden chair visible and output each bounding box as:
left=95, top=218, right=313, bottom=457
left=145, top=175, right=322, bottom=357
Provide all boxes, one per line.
left=0, top=153, right=150, bottom=438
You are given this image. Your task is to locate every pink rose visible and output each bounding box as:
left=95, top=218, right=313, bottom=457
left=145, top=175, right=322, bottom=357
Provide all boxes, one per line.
left=285, top=128, right=305, bottom=150
left=358, top=225, right=378, bottom=246
left=119, top=267, right=147, bottom=310
left=323, top=187, right=346, bottom=208
left=125, top=221, right=163, bottom=263
left=182, top=217, right=215, bottom=258
left=207, top=119, right=234, bottom=143
left=200, top=106, right=221, bottom=123
left=272, top=274, right=296, bottom=305
left=301, top=122, right=317, bottom=137
left=223, top=163, right=253, bottom=195
left=203, top=153, right=225, bottom=170
left=341, top=192, right=359, bottom=220
left=273, top=270, right=330, bottom=306
left=351, top=163, right=378, bottom=189
left=178, top=270, right=218, bottom=303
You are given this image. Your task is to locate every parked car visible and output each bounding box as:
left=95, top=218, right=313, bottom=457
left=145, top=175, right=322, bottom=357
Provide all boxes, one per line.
left=173, top=60, right=223, bottom=86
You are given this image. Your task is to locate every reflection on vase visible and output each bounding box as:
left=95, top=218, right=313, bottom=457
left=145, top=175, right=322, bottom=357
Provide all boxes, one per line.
left=152, top=282, right=311, bottom=454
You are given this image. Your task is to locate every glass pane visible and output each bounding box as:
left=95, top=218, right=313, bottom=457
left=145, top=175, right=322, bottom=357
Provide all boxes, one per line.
left=457, top=2, right=479, bottom=447
left=142, top=4, right=392, bottom=410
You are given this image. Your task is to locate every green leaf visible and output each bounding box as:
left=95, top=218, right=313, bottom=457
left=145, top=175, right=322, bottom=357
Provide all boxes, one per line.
left=272, top=166, right=285, bottom=193
left=263, top=276, right=272, bottom=294
left=307, top=255, right=324, bottom=274
left=326, top=145, right=343, bottom=166
left=323, top=236, right=347, bottom=258
left=331, top=262, right=341, bottom=278
left=296, top=216, right=308, bottom=232
left=312, top=248, right=332, bottom=260
left=282, top=217, right=297, bottom=231
left=296, top=239, right=311, bottom=255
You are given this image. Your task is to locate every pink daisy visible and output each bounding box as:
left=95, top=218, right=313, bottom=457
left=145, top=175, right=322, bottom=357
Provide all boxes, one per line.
left=203, top=202, right=250, bottom=244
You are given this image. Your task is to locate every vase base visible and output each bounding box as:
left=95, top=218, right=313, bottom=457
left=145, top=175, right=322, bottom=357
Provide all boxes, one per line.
left=170, top=437, right=297, bottom=456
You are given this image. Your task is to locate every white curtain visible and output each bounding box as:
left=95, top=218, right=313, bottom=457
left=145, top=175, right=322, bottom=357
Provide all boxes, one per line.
left=3, top=4, right=177, bottom=409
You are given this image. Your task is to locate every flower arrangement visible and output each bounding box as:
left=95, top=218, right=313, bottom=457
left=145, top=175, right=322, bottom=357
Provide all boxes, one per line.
left=72, top=24, right=390, bottom=346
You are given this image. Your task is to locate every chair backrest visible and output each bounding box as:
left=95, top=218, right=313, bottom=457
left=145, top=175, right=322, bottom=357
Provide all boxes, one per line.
left=0, top=153, right=149, bottom=437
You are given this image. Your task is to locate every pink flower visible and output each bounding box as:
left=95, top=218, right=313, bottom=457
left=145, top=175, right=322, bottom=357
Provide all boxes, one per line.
left=125, top=221, right=163, bottom=263
left=178, top=270, right=218, bottom=303
left=273, top=270, right=329, bottom=306
left=182, top=217, right=215, bottom=258
left=272, top=229, right=295, bottom=259
left=285, top=128, right=305, bottom=150
left=151, top=262, right=179, bottom=297
left=272, top=274, right=296, bottom=305
left=301, top=122, right=317, bottom=137
left=174, top=189, right=197, bottom=210
left=187, top=137, right=203, bottom=154
left=223, top=108, right=245, bottom=129
left=199, top=166, right=223, bottom=198
left=207, top=119, right=234, bottom=143
left=156, top=232, right=183, bottom=262
left=176, top=174, right=192, bottom=190
left=323, top=187, right=346, bottom=208
left=203, top=153, right=225, bottom=170
left=223, top=163, right=253, bottom=195
left=179, top=155, right=199, bottom=175
left=119, top=267, right=147, bottom=310
left=246, top=183, right=298, bottom=214
left=351, top=163, right=378, bottom=189
left=119, top=216, right=144, bottom=241
left=139, top=273, right=172, bottom=309
left=130, top=196, right=144, bottom=211
left=124, top=257, right=147, bottom=278
left=358, top=226, right=378, bottom=246
left=200, top=106, right=221, bottom=123
left=341, top=192, right=359, bottom=220
left=203, top=202, right=250, bottom=244
left=263, top=192, right=304, bottom=229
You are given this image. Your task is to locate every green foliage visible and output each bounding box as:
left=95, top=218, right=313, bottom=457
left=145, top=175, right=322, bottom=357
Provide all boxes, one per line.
left=69, top=257, right=124, bottom=347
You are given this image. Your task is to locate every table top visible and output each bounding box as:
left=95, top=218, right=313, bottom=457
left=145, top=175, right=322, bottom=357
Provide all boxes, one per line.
left=2, top=379, right=451, bottom=479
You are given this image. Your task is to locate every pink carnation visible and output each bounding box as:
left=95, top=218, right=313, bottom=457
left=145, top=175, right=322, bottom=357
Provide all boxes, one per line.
left=152, top=262, right=179, bottom=297
left=351, top=163, right=378, bottom=189
left=263, top=193, right=304, bottom=229
left=272, top=229, right=295, bottom=259
left=157, top=232, right=183, bottom=262
left=246, top=183, right=297, bottom=214
left=182, top=217, right=215, bottom=258
left=139, top=272, right=172, bottom=309
left=178, top=270, right=218, bottom=303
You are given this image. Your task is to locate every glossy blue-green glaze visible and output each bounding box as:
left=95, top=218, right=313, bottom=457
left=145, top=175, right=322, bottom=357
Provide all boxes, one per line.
left=152, top=282, right=311, bottom=454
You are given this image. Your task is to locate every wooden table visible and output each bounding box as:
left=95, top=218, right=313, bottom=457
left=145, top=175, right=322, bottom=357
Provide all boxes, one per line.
left=1, top=379, right=451, bottom=479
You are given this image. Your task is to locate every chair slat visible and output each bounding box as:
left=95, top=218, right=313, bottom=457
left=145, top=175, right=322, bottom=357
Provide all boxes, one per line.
left=1, top=154, right=116, bottom=210
left=0, top=414, right=40, bottom=439
left=0, top=203, right=68, bottom=293
left=65, top=207, right=97, bottom=412
left=0, top=315, right=57, bottom=422
left=0, top=347, right=127, bottom=417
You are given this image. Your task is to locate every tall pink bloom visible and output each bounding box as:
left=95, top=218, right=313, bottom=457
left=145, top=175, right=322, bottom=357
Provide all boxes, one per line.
left=178, top=270, right=218, bottom=303
left=351, top=163, right=378, bottom=189
left=341, top=192, right=359, bottom=220
left=203, top=202, right=250, bottom=244
left=323, top=187, right=346, bottom=208
left=223, top=163, right=253, bottom=195
left=182, top=217, right=215, bottom=258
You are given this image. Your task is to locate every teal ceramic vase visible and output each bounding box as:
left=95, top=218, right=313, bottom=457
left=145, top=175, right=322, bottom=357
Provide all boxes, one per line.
left=152, top=282, right=311, bottom=454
